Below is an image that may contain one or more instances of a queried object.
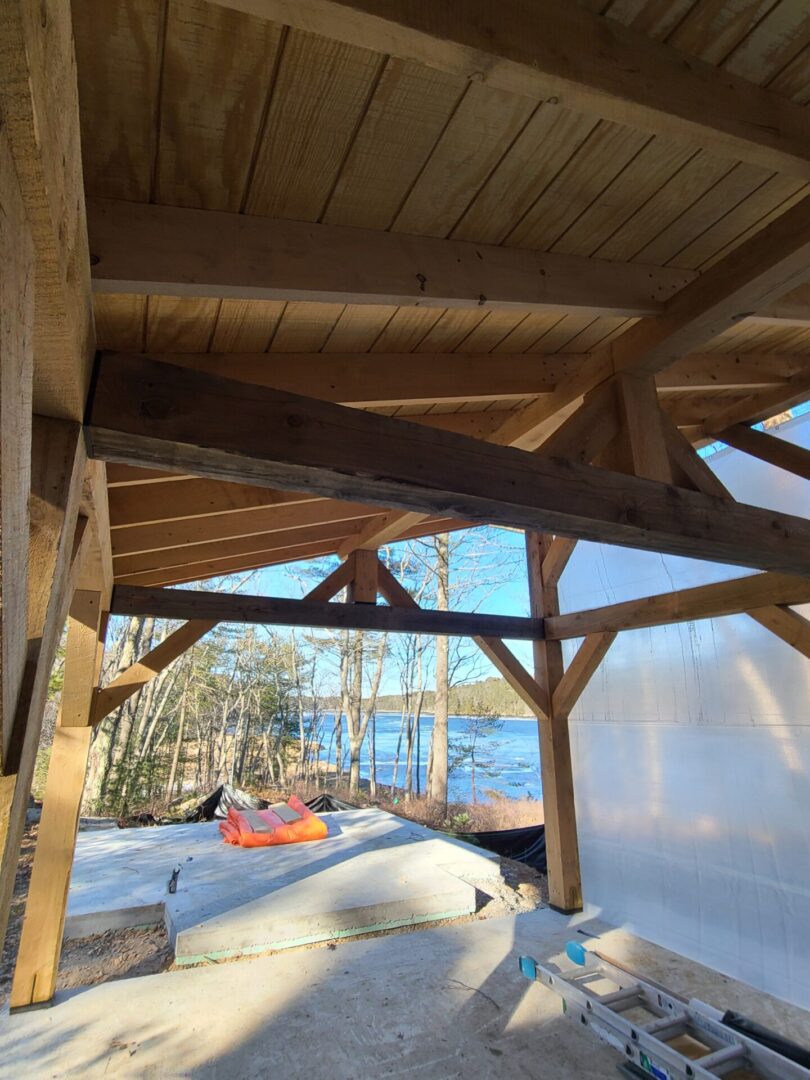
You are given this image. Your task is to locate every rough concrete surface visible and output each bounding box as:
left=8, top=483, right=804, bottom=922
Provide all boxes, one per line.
left=64, top=809, right=500, bottom=961
left=4, top=906, right=810, bottom=1079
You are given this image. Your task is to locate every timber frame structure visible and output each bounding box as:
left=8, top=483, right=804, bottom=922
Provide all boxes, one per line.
left=3, top=0, right=810, bottom=1008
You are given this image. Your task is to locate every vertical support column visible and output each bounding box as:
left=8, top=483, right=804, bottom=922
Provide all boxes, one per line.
left=348, top=549, right=378, bottom=604
left=0, top=417, right=86, bottom=950
left=526, top=531, right=582, bottom=913
left=10, top=589, right=106, bottom=1008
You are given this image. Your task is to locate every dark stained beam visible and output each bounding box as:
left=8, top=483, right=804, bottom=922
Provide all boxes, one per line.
left=85, top=354, right=810, bottom=577
left=111, top=585, right=545, bottom=640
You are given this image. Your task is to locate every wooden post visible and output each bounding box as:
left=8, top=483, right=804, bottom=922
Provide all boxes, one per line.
left=526, top=531, right=582, bottom=913
left=10, top=589, right=106, bottom=1008
left=0, top=417, right=86, bottom=950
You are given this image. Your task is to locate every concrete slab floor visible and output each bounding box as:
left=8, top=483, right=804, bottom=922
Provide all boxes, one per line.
left=3, top=906, right=809, bottom=1079
left=64, top=809, right=502, bottom=962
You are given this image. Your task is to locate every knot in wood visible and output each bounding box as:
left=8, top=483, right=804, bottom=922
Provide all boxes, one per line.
left=140, top=397, right=171, bottom=421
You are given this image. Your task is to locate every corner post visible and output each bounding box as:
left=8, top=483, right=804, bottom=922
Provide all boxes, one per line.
left=10, top=589, right=107, bottom=1008
left=526, top=531, right=582, bottom=913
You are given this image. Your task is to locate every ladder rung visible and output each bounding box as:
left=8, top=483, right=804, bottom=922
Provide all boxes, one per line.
left=696, top=1043, right=747, bottom=1071
left=642, top=1012, right=689, bottom=1039
left=599, top=985, right=643, bottom=1010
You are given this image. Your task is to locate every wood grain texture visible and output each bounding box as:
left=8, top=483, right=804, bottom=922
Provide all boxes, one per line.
left=85, top=354, right=810, bottom=576
left=87, top=198, right=696, bottom=315
left=546, top=572, right=810, bottom=640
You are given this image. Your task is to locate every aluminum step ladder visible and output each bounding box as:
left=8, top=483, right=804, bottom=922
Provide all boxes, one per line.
left=519, top=941, right=810, bottom=1080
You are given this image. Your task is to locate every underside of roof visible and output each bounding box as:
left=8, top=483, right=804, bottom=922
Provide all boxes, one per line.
left=70, top=0, right=810, bottom=586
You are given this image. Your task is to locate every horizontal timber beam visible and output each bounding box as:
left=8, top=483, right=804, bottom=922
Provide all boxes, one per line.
left=88, top=198, right=693, bottom=316
left=546, top=573, right=810, bottom=640
left=110, top=585, right=544, bottom=640
left=211, top=0, right=810, bottom=178
left=86, top=355, right=810, bottom=577
left=103, top=350, right=801, bottom=411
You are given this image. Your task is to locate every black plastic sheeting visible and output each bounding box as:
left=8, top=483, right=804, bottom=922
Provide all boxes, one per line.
left=457, top=825, right=547, bottom=874
left=186, top=783, right=268, bottom=821
left=304, top=793, right=547, bottom=873
left=722, top=1011, right=810, bottom=1068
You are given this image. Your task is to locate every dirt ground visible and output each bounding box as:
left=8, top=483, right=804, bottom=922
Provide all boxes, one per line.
left=0, top=821, right=546, bottom=1008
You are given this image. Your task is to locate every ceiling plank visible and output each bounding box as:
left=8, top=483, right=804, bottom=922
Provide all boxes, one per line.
left=86, top=354, right=810, bottom=576
left=205, top=0, right=810, bottom=178
left=88, top=197, right=695, bottom=317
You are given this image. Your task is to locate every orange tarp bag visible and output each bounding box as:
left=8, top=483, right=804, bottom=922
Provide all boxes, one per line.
left=219, top=795, right=328, bottom=848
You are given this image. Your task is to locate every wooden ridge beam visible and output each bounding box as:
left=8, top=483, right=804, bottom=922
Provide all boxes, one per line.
left=546, top=573, right=810, bottom=641
left=85, top=355, right=810, bottom=576
left=712, top=424, right=810, bottom=482
left=210, top=0, right=810, bottom=178
left=110, top=584, right=545, bottom=640
left=88, top=198, right=694, bottom=317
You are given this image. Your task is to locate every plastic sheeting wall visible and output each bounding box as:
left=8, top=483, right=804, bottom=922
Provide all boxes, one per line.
left=563, top=413, right=810, bottom=1008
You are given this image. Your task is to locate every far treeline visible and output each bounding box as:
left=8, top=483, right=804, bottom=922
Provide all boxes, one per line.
left=319, top=676, right=534, bottom=719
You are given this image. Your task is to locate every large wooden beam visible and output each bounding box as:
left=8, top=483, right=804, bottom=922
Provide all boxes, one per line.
left=526, top=532, right=581, bottom=913
left=0, top=418, right=86, bottom=951
left=0, top=127, right=33, bottom=768
left=86, top=355, right=810, bottom=576
left=10, top=589, right=106, bottom=1008
left=712, top=424, right=810, bottom=483
left=0, top=0, right=94, bottom=420
left=212, top=0, right=810, bottom=178
left=103, top=350, right=798, bottom=412
left=546, top=573, right=810, bottom=641
left=111, top=584, right=544, bottom=641
left=88, top=198, right=694, bottom=317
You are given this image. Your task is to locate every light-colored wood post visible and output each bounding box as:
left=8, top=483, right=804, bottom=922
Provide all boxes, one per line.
left=526, top=530, right=582, bottom=913
left=0, top=418, right=86, bottom=951
left=348, top=548, right=378, bottom=603
left=10, top=589, right=106, bottom=1008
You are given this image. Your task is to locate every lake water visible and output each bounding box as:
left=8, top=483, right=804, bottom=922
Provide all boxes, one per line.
left=323, top=711, right=542, bottom=803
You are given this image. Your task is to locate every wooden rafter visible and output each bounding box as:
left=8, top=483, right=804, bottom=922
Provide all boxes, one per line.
left=206, top=0, right=810, bottom=177
left=711, top=424, right=810, bottom=482
left=85, top=355, right=810, bottom=576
